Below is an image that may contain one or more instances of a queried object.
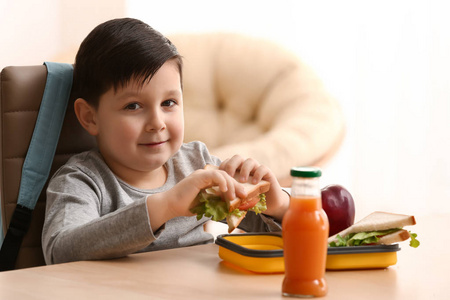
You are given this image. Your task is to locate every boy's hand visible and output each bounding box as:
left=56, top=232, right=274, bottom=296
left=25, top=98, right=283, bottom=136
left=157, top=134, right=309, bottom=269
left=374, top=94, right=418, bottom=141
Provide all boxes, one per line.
left=146, top=156, right=289, bottom=232
left=219, top=155, right=289, bottom=221
left=146, top=168, right=247, bottom=232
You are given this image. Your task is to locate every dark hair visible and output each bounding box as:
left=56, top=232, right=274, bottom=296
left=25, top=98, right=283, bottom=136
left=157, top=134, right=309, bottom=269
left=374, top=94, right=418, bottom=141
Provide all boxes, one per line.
left=72, top=18, right=182, bottom=107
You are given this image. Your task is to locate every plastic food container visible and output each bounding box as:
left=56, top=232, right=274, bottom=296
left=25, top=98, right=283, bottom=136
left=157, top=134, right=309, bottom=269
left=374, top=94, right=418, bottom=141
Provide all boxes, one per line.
left=215, top=233, right=400, bottom=273
left=216, top=233, right=284, bottom=273
left=327, top=244, right=400, bottom=270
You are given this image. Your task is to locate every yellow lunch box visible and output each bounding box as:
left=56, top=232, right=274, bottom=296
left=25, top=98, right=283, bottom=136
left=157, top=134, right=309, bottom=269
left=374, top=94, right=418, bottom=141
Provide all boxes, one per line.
left=215, top=233, right=400, bottom=273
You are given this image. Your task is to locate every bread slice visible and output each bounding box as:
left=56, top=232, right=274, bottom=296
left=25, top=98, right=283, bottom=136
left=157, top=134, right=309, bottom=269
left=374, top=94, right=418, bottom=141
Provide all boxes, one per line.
left=378, top=229, right=411, bottom=244
left=328, top=211, right=416, bottom=244
left=226, top=211, right=247, bottom=233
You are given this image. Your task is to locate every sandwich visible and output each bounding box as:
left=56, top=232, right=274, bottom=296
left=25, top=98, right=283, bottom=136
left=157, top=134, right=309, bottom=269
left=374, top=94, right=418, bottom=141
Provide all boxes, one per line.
left=190, top=165, right=270, bottom=233
left=328, top=211, right=420, bottom=248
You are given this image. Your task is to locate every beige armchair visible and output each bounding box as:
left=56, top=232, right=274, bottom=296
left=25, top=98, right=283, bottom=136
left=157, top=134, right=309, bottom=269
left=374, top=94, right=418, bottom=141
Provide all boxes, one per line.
left=169, top=33, right=345, bottom=184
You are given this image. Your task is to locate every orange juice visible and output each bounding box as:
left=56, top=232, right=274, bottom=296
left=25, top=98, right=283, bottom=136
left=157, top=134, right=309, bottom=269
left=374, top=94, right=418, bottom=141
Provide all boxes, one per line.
left=282, top=167, right=329, bottom=297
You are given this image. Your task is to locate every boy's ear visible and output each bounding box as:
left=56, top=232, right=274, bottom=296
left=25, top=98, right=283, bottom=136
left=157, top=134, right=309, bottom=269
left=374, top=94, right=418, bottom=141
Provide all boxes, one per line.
left=74, top=98, right=99, bottom=136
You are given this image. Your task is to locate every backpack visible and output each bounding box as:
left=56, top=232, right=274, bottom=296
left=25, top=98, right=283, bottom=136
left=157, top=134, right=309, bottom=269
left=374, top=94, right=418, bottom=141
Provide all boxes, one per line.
left=0, top=62, right=73, bottom=270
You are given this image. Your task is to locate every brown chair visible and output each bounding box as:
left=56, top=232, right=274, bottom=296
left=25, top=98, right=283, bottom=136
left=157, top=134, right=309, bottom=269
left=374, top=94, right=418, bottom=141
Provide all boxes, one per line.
left=0, top=65, right=96, bottom=269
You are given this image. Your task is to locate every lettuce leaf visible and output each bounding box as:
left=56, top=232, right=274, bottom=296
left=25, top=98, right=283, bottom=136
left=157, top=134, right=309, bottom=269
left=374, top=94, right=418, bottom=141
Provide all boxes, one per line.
left=230, top=208, right=246, bottom=218
left=409, top=232, right=420, bottom=248
left=190, top=191, right=228, bottom=221
left=348, top=229, right=401, bottom=246
left=329, top=229, right=421, bottom=248
left=329, top=228, right=401, bottom=247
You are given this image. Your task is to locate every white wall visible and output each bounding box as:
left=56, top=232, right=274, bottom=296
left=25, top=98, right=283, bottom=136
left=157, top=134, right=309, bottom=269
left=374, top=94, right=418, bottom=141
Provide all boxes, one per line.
left=128, top=0, right=450, bottom=219
left=1, top=0, right=448, bottom=221
left=0, top=0, right=61, bottom=68
left=0, top=0, right=125, bottom=68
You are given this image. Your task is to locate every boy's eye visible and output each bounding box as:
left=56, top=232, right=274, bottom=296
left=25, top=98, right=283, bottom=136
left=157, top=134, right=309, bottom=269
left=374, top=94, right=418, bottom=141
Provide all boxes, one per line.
left=162, top=99, right=177, bottom=107
left=124, top=103, right=141, bottom=110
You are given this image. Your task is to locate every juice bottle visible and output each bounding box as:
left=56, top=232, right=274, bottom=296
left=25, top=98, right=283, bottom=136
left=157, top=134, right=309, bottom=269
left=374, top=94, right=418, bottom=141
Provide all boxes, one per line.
left=282, top=167, right=329, bottom=297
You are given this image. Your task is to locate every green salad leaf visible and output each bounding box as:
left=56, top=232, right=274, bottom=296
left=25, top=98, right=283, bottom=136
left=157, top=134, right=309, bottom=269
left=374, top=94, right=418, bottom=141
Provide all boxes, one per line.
left=230, top=208, right=246, bottom=218
left=329, top=228, right=401, bottom=247
left=409, top=232, right=420, bottom=248
left=328, top=235, right=347, bottom=247
left=329, top=228, right=421, bottom=248
left=190, top=191, right=228, bottom=221
left=348, top=229, right=401, bottom=246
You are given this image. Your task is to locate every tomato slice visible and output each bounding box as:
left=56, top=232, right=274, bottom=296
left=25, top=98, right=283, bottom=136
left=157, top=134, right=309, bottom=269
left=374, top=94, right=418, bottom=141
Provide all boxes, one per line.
left=237, top=197, right=260, bottom=211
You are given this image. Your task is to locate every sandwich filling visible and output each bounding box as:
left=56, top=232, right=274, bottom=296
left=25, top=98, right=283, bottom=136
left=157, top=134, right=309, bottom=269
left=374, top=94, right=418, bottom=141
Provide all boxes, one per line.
left=329, top=228, right=420, bottom=248
left=190, top=187, right=267, bottom=222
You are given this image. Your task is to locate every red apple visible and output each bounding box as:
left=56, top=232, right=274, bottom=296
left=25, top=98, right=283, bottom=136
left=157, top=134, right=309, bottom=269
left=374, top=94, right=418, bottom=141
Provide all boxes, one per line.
left=321, top=184, right=355, bottom=237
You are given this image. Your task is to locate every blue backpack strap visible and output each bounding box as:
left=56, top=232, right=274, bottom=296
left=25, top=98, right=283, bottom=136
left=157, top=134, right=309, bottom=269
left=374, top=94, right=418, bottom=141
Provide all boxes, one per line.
left=0, top=62, right=73, bottom=271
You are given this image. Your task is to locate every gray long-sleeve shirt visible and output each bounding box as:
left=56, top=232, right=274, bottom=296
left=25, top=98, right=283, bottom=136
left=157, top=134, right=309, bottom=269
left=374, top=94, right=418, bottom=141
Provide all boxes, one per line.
left=42, top=141, right=280, bottom=265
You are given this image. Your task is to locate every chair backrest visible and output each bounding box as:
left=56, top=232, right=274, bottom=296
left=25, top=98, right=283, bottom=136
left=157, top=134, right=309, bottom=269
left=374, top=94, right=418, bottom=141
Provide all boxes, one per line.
left=0, top=65, right=96, bottom=269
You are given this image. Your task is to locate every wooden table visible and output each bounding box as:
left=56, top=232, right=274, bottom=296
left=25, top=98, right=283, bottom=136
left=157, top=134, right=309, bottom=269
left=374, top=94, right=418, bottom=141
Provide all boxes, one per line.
left=0, top=214, right=447, bottom=299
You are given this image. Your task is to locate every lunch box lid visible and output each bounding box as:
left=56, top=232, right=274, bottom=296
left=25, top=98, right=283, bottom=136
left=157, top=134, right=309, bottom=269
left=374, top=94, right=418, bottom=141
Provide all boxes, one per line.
left=215, top=233, right=400, bottom=257
left=216, top=233, right=283, bottom=258
left=328, top=244, right=400, bottom=255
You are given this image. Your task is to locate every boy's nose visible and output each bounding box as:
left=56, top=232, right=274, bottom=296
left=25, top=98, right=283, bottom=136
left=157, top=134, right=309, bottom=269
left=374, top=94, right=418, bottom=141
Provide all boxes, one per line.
left=145, top=111, right=166, bottom=132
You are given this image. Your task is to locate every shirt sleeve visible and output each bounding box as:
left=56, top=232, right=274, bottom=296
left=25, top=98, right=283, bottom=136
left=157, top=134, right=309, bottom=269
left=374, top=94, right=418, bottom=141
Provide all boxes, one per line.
left=232, top=211, right=282, bottom=232
left=42, top=165, right=155, bottom=265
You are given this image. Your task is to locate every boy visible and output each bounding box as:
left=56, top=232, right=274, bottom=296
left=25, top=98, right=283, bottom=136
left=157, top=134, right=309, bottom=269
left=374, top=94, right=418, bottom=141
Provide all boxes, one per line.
left=42, top=18, right=289, bottom=265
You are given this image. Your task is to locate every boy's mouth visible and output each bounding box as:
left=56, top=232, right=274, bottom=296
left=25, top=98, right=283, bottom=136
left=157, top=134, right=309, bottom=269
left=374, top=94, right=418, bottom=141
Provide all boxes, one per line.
left=140, top=140, right=167, bottom=147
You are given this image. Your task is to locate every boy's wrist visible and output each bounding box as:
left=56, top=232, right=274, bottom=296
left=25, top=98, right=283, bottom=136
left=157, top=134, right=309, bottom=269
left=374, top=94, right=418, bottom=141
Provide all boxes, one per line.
left=146, top=192, right=172, bottom=232
left=265, top=188, right=290, bottom=221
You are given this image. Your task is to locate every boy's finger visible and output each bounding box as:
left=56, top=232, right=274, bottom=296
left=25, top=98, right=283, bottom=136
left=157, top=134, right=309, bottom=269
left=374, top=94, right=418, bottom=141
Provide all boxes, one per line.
left=223, top=174, right=237, bottom=201
left=207, top=170, right=227, bottom=193
left=234, top=181, right=247, bottom=199
left=252, top=165, right=271, bottom=184
left=239, top=158, right=260, bottom=182
left=220, top=155, right=244, bottom=178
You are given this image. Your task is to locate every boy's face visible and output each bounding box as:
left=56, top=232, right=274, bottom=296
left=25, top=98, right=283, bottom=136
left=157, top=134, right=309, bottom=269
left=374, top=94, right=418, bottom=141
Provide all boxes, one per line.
left=92, top=60, right=184, bottom=182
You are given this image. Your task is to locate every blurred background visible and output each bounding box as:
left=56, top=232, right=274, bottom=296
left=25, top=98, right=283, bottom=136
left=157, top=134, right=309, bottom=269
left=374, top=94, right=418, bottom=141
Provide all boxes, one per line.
left=1, top=0, right=449, bottom=220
